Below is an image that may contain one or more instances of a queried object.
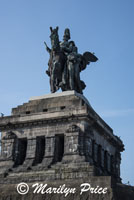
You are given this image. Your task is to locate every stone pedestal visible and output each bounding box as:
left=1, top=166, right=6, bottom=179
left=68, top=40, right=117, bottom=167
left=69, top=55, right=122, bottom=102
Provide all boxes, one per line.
left=0, top=91, right=133, bottom=200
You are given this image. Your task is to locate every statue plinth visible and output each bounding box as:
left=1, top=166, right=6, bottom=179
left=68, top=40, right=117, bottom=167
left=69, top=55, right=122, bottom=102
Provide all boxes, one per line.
left=0, top=91, right=133, bottom=199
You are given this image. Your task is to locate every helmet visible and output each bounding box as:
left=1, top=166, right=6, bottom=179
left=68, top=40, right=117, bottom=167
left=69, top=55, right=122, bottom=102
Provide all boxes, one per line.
left=63, top=28, right=70, bottom=40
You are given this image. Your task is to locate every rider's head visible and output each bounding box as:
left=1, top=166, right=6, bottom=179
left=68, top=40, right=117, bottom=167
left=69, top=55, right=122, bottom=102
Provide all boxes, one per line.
left=63, top=28, right=70, bottom=41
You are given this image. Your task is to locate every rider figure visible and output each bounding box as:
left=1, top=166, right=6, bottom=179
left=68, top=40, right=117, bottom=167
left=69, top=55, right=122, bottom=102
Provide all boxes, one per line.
left=60, top=28, right=83, bottom=93
left=59, top=28, right=72, bottom=88
left=60, top=28, right=71, bottom=54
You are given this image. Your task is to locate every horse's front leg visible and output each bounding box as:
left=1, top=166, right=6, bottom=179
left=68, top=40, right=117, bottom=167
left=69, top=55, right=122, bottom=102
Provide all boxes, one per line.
left=51, top=62, right=60, bottom=92
left=50, top=63, right=56, bottom=93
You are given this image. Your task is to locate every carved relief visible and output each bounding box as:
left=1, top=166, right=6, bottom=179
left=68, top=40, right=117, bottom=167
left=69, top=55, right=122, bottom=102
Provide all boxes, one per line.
left=66, top=124, right=80, bottom=133
left=2, top=131, right=17, bottom=140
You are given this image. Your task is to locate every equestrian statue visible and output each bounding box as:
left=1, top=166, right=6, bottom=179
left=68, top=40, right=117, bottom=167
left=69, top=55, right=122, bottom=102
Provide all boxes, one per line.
left=44, top=27, right=98, bottom=94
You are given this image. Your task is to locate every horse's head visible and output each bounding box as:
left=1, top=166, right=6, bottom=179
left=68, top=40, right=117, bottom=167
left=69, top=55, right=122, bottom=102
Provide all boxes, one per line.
left=50, top=26, right=60, bottom=51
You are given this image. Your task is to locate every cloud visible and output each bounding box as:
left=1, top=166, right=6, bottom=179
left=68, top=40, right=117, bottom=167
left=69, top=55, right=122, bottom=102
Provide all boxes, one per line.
left=99, top=109, right=134, bottom=118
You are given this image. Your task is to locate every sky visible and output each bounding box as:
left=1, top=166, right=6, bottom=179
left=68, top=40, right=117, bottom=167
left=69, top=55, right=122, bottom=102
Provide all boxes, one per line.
left=0, top=0, right=134, bottom=185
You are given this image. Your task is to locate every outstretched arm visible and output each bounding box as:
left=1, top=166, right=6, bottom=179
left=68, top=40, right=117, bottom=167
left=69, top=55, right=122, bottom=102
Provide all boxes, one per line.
left=44, top=41, right=51, bottom=53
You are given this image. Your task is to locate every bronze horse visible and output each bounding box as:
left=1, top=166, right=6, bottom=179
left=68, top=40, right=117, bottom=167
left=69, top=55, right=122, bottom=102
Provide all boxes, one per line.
left=45, top=27, right=66, bottom=93
left=45, top=27, right=98, bottom=94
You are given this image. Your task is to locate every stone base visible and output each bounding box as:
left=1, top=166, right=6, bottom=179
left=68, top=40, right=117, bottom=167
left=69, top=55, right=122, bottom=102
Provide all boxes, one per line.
left=0, top=173, right=134, bottom=200
left=0, top=159, right=14, bottom=177
left=0, top=91, right=131, bottom=199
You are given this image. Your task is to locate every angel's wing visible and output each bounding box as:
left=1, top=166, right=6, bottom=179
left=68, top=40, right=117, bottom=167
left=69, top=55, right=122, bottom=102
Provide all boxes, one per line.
left=83, top=51, right=98, bottom=62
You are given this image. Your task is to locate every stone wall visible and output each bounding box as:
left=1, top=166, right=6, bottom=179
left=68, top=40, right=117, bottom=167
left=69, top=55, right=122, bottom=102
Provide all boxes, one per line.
left=0, top=91, right=131, bottom=199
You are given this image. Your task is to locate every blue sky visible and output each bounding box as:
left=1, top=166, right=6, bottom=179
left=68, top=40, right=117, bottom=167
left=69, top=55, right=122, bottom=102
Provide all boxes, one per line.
left=0, top=0, right=134, bottom=185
